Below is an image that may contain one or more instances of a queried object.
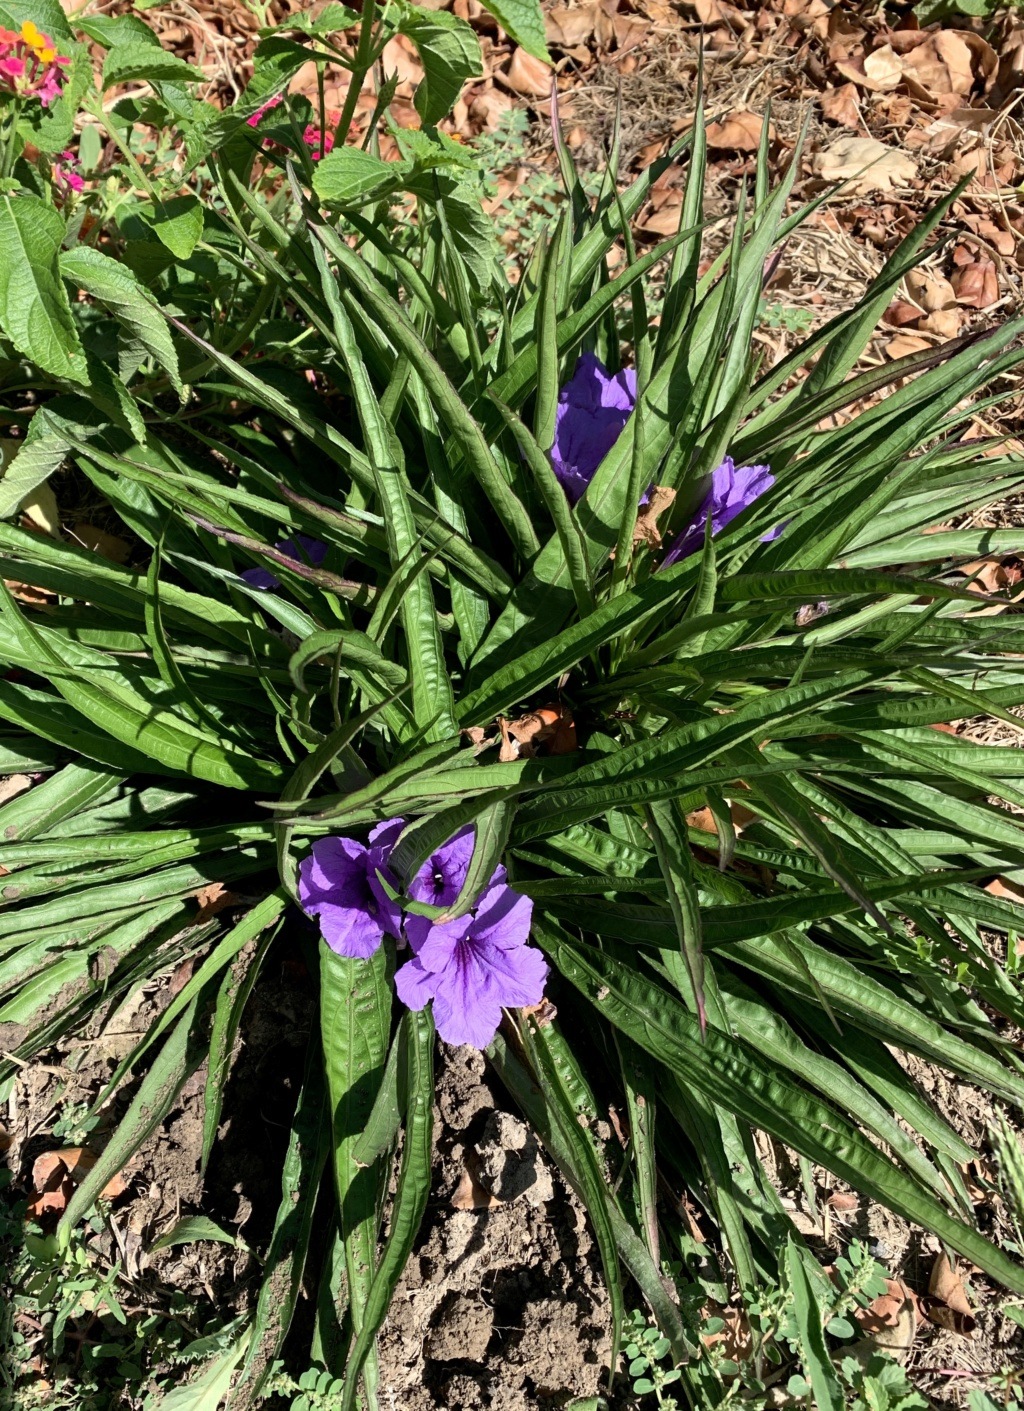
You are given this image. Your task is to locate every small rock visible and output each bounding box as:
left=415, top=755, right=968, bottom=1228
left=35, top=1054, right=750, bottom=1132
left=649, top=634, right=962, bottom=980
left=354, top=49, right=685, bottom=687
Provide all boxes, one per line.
left=475, top=1112, right=554, bottom=1206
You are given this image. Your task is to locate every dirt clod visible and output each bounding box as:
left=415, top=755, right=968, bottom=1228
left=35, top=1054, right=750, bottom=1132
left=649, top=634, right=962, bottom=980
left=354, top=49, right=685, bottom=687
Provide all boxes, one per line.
left=475, top=1111, right=555, bottom=1206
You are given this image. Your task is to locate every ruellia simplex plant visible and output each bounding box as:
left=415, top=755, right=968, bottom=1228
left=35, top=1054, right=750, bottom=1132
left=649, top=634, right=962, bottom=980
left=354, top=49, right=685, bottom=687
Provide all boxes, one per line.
left=3, top=0, right=1024, bottom=1403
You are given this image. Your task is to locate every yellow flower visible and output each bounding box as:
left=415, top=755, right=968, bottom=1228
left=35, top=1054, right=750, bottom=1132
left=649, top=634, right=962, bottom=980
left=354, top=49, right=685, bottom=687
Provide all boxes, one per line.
left=19, top=19, right=41, bottom=45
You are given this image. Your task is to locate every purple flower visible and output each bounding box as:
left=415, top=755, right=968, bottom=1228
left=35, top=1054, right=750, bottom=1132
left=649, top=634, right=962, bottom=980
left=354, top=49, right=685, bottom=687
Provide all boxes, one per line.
left=404, top=826, right=506, bottom=950
left=663, top=457, right=776, bottom=566
left=395, top=881, right=548, bottom=1048
left=551, top=352, right=637, bottom=505
left=298, top=820, right=403, bottom=959
left=241, top=535, right=327, bottom=590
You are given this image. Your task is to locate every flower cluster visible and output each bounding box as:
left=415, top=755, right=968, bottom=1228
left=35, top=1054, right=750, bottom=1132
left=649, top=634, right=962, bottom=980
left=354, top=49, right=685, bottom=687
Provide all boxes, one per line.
left=246, top=94, right=283, bottom=128
left=301, top=123, right=334, bottom=161
left=0, top=21, right=69, bottom=107
left=299, top=824, right=547, bottom=1049
left=553, top=354, right=776, bottom=559
left=244, top=95, right=335, bottom=161
left=52, top=148, right=84, bottom=194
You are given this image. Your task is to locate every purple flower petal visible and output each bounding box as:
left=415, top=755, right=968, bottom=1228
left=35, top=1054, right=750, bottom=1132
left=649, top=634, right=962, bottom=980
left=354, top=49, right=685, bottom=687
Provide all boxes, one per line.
left=663, top=457, right=775, bottom=566
left=404, top=829, right=507, bottom=950
left=317, top=901, right=390, bottom=959
left=298, top=828, right=402, bottom=957
left=395, top=878, right=547, bottom=1049
left=394, top=955, right=441, bottom=1011
left=467, top=882, right=534, bottom=951
left=240, top=534, right=327, bottom=591
left=551, top=352, right=637, bottom=505
left=408, top=827, right=476, bottom=909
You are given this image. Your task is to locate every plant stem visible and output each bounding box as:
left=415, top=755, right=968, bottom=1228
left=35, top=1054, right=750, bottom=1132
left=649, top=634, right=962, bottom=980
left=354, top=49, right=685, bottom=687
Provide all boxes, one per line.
left=333, top=0, right=378, bottom=149
left=82, top=92, right=157, bottom=198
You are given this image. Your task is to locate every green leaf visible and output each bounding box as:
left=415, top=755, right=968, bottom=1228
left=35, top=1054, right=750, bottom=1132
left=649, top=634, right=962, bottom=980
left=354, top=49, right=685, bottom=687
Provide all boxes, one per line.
left=151, top=1215, right=237, bottom=1251
left=397, top=4, right=482, bottom=126
left=537, top=921, right=1024, bottom=1294
left=201, top=924, right=276, bottom=1173
left=102, top=41, right=203, bottom=87
left=0, top=0, right=72, bottom=41
left=475, top=0, right=550, bottom=61
left=320, top=942, right=392, bottom=1399
left=231, top=1041, right=329, bottom=1409
left=786, top=1239, right=843, bottom=1411
left=149, top=195, right=204, bottom=260
left=0, top=193, right=86, bottom=383
left=312, top=148, right=403, bottom=206
left=521, top=1016, right=624, bottom=1376
left=59, top=245, right=184, bottom=397
left=339, top=1009, right=435, bottom=1411
left=152, top=1335, right=248, bottom=1411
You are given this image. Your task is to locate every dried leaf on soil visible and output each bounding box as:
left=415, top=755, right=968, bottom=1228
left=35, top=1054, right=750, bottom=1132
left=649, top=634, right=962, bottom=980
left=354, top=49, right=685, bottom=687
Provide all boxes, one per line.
left=193, top=881, right=239, bottom=922
left=20, top=483, right=59, bottom=537
left=813, top=136, right=917, bottom=194
left=505, top=47, right=551, bottom=98
left=706, top=110, right=767, bottom=152
left=71, top=522, right=131, bottom=564
left=819, top=82, right=861, bottom=128
left=926, top=1252, right=977, bottom=1336
left=452, top=1163, right=504, bottom=1210
left=27, top=1148, right=126, bottom=1217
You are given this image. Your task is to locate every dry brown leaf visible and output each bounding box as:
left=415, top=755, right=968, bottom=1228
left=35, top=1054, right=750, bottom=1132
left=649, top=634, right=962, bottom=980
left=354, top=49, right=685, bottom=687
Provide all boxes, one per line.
left=819, top=82, right=861, bottom=128
left=4, top=578, right=56, bottom=605
left=468, top=85, right=514, bottom=132
left=0, top=773, right=31, bottom=807
left=826, top=1190, right=859, bottom=1211
left=686, top=806, right=717, bottom=834
left=193, top=881, right=238, bottom=923
left=706, top=110, right=766, bottom=152
left=545, top=2, right=597, bottom=46
left=452, top=1163, right=503, bottom=1210
left=702, top=1306, right=753, bottom=1361
left=692, top=0, right=728, bottom=22
left=901, top=31, right=975, bottom=102
left=952, top=258, right=998, bottom=309
left=381, top=33, right=424, bottom=87
left=639, top=196, right=683, bottom=236
left=505, top=47, right=550, bottom=98
left=71, top=522, right=130, bottom=564
left=905, top=268, right=956, bottom=313
left=497, top=716, right=518, bottom=762
left=962, top=213, right=1016, bottom=256
left=886, top=332, right=931, bottom=359
left=505, top=705, right=577, bottom=756
left=985, top=876, right=1024, bottom=904
left=926, top=1253, right=976, bottom=1336
left=27, top=1148, right=126, bottom=1218
left=851, top=1278, right=918, bottom=1362
left=521, top=998, right=557, bottom=1025
left=633, top=486, right=676, bottom=549
left=21, top=483, right=60, bottom=537
left=884, top=299, right=922, bottom=328
left=918, top=308, right=961, bottom=340
left=813, top=136, right=917, bottom=194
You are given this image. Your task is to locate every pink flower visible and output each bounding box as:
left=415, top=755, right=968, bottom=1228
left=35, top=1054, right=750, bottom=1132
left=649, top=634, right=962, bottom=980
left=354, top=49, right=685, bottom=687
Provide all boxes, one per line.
left=52, top=149, right=84, bottom=193
left=0, top=22, right=69, bottom=106
left=246, top=93, right=282, bottom=128
left=303, top=124, right=335, bottom=161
